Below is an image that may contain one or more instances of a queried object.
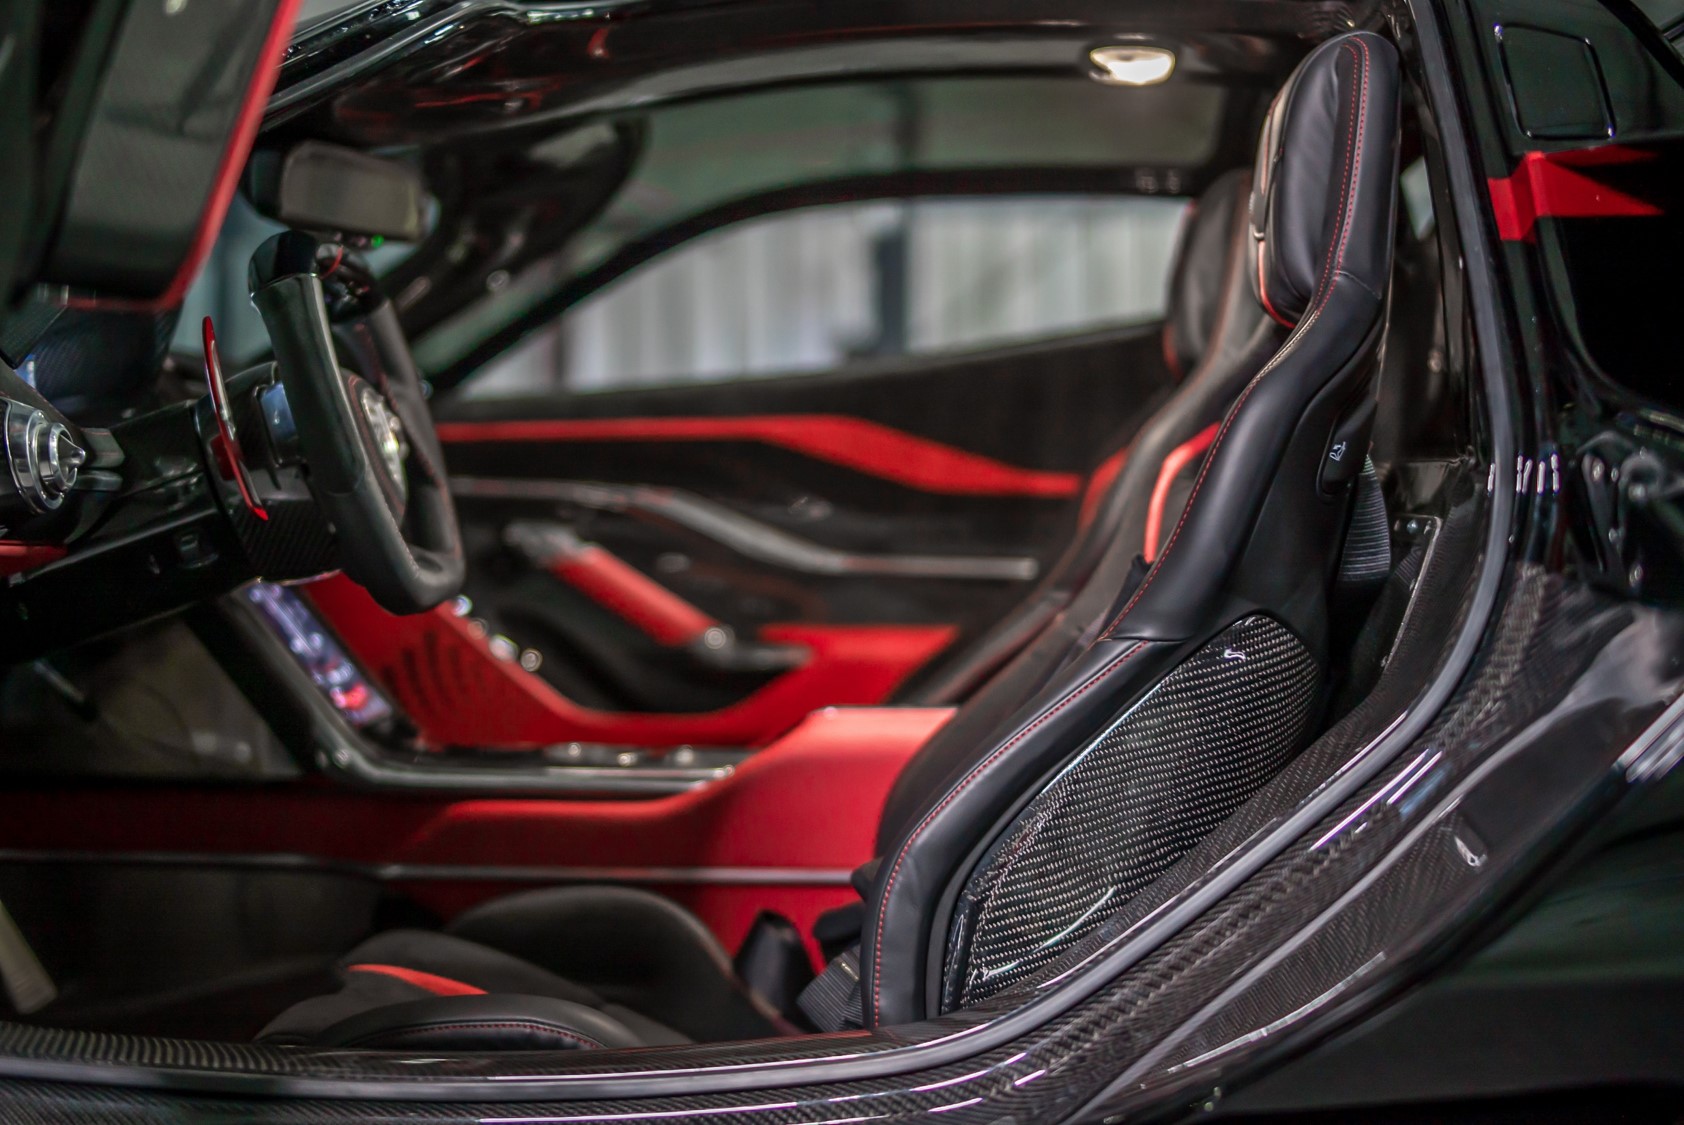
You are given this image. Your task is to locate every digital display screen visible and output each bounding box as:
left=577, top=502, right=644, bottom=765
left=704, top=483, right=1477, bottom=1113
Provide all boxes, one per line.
left=245, top=582, right=394, bottom=728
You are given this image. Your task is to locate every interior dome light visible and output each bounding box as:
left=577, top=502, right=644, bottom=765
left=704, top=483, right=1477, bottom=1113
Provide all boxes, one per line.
left=1088, top=45, right=1177, bottom=86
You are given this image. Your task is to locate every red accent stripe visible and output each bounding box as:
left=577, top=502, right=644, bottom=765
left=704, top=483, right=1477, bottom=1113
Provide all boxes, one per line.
left=304, top=573, right=954, bottom=748
left=0, top=543, right=65, bottom=577
left=346, top=964, right=486, bottom=996
left=1488, top=146, right=1662, bottom=242
left=163, top=0, right=303, bottom=308
left=549, top=545, right=717, bottom=646
left=1143, top=423, right=1218, bottom=563
left=435, top=415, right=1081, bottom=498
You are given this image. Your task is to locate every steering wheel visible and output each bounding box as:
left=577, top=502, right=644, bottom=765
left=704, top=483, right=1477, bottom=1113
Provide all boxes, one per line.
left=248, top=231, right=464, bottom=614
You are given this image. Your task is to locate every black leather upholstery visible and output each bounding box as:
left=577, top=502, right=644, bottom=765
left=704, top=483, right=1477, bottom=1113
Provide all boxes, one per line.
left=314, top=994, right=651, bottom=1051
left=1251, top=34, right=1395, bottom=327
left=260, top=29, right=1402, bottom=1048
left=1164, top=167, right=1261, bottom=381
left=909, top=166, right=1268, bottom=712
left=862, top=31, right=1400, bottom=1026
left=258, top=888, right=786, bottom=1049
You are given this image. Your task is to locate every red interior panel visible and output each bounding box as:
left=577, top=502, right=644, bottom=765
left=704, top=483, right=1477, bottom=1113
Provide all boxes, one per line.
left=435, top=415, right=1081, bottom=497
left=548, top=544, right=718, bottom=646
left=0, top=543, right=66, bottom=577
left=0, top=706, right=952, bottom=964
left=1488, top=144, right=1663, bottom=242
left=305, top=574, right=953, bottom=749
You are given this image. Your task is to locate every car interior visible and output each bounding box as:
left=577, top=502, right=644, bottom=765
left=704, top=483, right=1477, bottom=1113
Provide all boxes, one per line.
left=0, top=1, right=1495, bottom=1058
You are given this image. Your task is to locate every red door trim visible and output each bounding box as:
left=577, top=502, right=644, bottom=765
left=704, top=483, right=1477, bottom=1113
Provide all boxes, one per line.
left=1487, top=145, right=1662, bottom=243
left=435, top=415, right=1082, bottom=498
left=548, top=544, right=718, bottom=646
left=305, top=574, right=954, bottom=748
left=0, top=706, right=952, bottom=965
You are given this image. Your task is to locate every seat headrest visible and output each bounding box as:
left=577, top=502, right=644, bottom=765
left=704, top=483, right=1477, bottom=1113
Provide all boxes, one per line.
left=1162, top=168, right=1254, bottom=380
left=1250, top=31, right=1400, bottom=327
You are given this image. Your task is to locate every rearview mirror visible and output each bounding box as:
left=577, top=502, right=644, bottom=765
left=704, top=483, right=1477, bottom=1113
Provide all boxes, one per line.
left=247, top=142, right=429, bottom=243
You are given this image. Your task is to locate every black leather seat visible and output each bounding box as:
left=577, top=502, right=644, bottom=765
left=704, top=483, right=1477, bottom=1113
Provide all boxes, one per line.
left=261, top=886, right=790, bottom=1047
left=912, top=163, right=1266, bottom=708
left=261, top=30, right=1401, bottom=1047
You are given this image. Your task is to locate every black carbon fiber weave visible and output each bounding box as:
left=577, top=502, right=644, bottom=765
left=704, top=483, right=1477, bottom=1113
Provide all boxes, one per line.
left=996, top=489, right=1487, bottom=1003
left=944, top=615, right=1320, bottom=1009
left=1073, top=567, right=1649, bottom=1116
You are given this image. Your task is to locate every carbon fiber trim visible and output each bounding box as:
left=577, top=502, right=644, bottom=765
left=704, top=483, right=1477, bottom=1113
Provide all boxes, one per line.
left=1077, top=567, right=1660, bottom=1117
left=943, top=616, right=1319, bottom=1009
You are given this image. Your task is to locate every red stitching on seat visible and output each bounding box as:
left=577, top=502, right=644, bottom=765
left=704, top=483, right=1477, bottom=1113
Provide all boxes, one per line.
left=868, top=642, right=1144, bottom=1023
left=1103, top=39, right=1371, bottom=641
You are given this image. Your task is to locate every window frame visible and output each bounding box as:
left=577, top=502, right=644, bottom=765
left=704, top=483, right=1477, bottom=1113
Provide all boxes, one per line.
left=426, top=164, right=1231, bottom=394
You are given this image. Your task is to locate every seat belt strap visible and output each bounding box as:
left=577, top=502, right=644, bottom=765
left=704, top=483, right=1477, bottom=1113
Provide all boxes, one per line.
left=797, top=945, right=864, bottom=1032
left=1335, top=457, right=1392, bottom=602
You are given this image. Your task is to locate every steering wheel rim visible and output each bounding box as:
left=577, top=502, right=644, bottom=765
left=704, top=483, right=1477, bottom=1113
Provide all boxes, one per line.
left=249, top=231, right=464, bottom=614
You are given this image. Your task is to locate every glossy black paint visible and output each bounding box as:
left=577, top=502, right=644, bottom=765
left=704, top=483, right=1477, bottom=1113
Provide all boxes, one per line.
left=266, top=0, right=1336, bottom=146
left=40, top=0, right=292, bottom=301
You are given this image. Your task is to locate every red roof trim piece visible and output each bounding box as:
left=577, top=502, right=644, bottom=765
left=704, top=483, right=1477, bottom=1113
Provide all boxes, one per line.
left=434, top=415, right=1082, bottom=498
left=1488, top=145, right=1662, bottom=243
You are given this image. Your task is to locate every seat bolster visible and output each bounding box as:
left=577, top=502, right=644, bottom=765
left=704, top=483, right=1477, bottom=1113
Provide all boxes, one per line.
left=863, top=638, right=1183, bottom=1027
left=447, top=886, right=788, bottom=1042
left=313, top=993, right=646, bottom=1050
left=1102, top=278, right=1386, bottom=649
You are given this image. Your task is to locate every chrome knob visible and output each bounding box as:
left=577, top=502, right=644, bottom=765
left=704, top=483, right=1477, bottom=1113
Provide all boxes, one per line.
left=6, top=403, right=85, bottom=513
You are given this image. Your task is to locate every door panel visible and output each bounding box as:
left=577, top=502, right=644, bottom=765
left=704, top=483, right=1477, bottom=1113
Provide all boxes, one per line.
left=305, top=574, right=954, bottom=749
left=415, top=324, right=1176, bottom=748
left=0, top=707, right=953, bottom=966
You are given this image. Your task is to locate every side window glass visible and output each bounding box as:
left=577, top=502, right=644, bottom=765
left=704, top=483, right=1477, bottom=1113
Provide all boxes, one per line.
left=463, top=194, right=1189, bottom=399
